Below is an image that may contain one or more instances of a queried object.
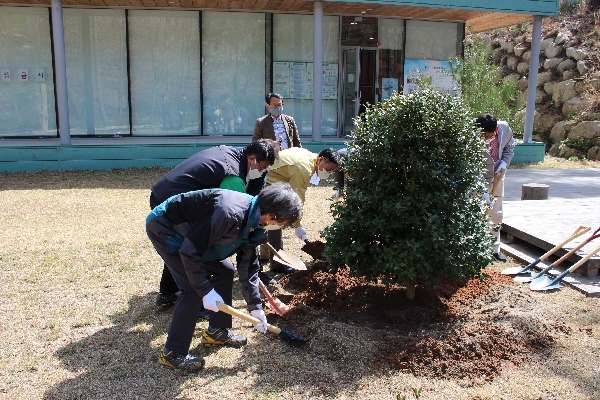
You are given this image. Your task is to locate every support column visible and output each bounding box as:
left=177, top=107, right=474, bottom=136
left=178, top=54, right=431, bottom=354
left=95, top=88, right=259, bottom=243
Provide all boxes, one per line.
left=524, top=15, right=543, bottom=143
left=312, top=1, right=323, bottom=142
left=51, top=0, right=70, bottom=144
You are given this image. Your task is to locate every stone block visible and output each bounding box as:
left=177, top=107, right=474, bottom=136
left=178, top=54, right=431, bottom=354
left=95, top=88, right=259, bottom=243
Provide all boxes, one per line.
left=544, top=81, right=556, bottom=95
left=545, top=43, right=563, bottom=58
left=566, top=47, right=588, bottom=60
left=555, top=32, right=569, bottom=45
left=514, top=43, right=528, bottom=57
left=588, top=146, right=600, bottom=161
left=550, top=120, right=578, bottom=143
left=568, top=121, right=600, bottom=140
left=499, top=40, right=515, bottom=53
left=562, top=96, right=586, bottom=116
left=552, top=80, right=577, bottom=104
left=521, top=184, right=549, bottom=200
left=544, top=57, right=564, bottom=70
left=507, top=56, right=519, bottom=70
left=539, top=38, right=554, bottom=51
left=577, top=60, right=589, bottom=75
left=517, top=62, right=530, bottom=74
left=493, top=48, right=504, bottom=64
left=563, top=70, right=579, bottom=81
left=557, top=59, right=576, bottom=73
left=537, top=71, right=552, bottom=86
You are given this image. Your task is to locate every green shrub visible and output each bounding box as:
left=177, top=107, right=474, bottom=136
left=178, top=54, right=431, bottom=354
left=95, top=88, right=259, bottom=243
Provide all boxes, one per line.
left=322, top=89, right=493, bottom=289
left=450, top=37, right=523, bottom=136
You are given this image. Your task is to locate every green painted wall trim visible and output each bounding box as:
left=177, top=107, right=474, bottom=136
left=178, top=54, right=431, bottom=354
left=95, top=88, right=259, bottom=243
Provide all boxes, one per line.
left=330, top=0, right=558, bottom=16
left=511, top=141, right=545, bottom=164
left=0, top=141, right=543, bottom=173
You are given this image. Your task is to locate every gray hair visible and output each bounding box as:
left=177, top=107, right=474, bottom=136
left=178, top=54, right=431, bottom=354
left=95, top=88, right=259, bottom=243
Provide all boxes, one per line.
left=257, top=182, right=302, bottom=223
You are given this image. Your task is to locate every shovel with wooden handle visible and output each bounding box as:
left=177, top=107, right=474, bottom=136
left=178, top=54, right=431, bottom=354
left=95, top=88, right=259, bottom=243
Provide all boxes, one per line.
left=216, top=301, right=308, bottom=342
left=485, top=168, right=505, bottom=215
left=530, top=242, right=600, bottom=291
left=259, top=280, right=289, bottom=317
left=514, top=226, right=600, bottom=283
left=266, top=242, right=307, bottom=271
left=501, top=226, right=590, bottom=275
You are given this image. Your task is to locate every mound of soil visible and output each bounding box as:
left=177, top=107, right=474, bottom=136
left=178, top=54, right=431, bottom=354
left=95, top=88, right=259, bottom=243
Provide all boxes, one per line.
left=273, top=247, right=570, bottom=383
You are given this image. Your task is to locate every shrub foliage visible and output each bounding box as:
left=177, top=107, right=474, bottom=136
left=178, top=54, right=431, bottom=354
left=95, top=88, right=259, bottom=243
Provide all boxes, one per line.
left=322, top=89, right=493, bottom=287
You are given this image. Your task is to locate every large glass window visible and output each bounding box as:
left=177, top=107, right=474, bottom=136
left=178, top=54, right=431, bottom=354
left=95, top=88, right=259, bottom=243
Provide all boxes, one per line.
left=378, top=18, right=404, bottom=100
left=0, top=7, right=56, bottom=138
left=129, top=10, right=201, bottom=136
left=64, top=9, right=128, bottom=136
left=274, top=14, right=339, bottom=137
left=405, top=20, right=459, bottom=61
left=202, top=12, right=265, bottom=136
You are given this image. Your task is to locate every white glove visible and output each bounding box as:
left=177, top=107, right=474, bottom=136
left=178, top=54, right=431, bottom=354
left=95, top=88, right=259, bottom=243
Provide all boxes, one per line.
left=482, top=192, right=492, bottom=207
left=295, top=226, right=308, bottom=241
left=251, top=309, right=268, bottom=334
left=202, top=289, right=224, bottom=313
left=495, top=160, right=507, bottom=175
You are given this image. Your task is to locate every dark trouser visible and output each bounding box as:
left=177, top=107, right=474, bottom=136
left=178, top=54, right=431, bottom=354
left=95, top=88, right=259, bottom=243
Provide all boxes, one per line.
left=147, top=216, right=234, bottom=355
left=150, top=192, right=181, bottom=295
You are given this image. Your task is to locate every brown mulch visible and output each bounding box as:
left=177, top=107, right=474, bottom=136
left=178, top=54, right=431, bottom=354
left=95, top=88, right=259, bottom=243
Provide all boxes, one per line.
left=273, top=241, right=570, bottom=383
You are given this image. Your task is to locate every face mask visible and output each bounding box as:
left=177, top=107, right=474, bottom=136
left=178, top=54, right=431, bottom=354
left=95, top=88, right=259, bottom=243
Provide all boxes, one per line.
left=485, top=138, right=494, bottom=145
left=246, top=168, right=262, bottom=181
left=317, top=167, right=330, bottom=179
left=262, top=223, right=282, bottom=231
left=270, top=107, right=283, bottom=116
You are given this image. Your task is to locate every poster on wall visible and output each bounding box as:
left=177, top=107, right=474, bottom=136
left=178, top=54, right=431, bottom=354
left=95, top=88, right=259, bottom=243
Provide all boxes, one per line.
left=273, top=62, right=338, bottom=100
left=381, top=78, right=398, bottom=100
left=290, top=62, right=308, bottom=99
left=403, top=60, right=457, bottom=95
left=322, top=63, right=338, bottom=100
left=273, top=62, right=290, bottom=98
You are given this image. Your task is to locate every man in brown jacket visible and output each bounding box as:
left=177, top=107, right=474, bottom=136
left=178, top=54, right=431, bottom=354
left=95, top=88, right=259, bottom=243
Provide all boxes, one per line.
left=252, top=93, right=301, bottom=149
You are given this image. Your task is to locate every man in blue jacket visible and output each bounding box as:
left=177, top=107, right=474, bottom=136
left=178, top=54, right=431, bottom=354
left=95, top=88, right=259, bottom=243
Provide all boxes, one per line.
left=150, top=140, right=279, bottom=312
left=146, top=183, right=302, bottom=372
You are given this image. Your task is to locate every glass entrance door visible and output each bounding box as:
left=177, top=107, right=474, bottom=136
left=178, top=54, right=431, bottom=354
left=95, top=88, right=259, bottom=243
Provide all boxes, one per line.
left=341, top=47, right=378, bottom=136
left=342, top=47, right=359, bottom=137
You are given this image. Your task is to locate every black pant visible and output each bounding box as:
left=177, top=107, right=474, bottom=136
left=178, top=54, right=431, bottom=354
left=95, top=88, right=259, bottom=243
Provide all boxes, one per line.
left=147, top=218, right=234, bottom=354
left=150, top=192, right=181, bottom=295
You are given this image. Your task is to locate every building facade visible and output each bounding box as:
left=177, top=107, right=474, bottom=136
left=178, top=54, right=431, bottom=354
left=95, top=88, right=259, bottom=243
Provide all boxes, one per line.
left=0, top=1, right=557, bottom=172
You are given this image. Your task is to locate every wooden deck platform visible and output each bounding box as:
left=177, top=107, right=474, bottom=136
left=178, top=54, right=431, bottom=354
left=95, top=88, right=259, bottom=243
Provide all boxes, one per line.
left=500, top=168, right=600, bottom=296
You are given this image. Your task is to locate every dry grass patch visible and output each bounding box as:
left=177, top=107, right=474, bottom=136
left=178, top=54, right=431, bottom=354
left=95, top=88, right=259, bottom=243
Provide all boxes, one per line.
left=0, top=169, right=599, bottom=399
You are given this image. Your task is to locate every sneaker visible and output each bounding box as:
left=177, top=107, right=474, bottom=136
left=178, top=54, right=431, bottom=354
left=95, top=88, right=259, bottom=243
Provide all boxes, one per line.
left=198, top=308, right=210, bottom=321
left=156, top=292, right=179, bottom=307
left=159, top=348, right=205, bottom=372
left=259, top=271, right=276, bottom=286
left=201, top=328, right=247, bottom=348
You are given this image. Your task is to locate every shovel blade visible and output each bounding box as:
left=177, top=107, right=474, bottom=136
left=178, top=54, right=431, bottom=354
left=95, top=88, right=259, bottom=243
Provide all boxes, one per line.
left=530, top=276, right=563, bottom=291
left=502, top=266, right=529, bottom=275
left=513, top=274, right=534, bottom=283
left=265, top=297, right=290, bottom=317
left=278, top=328, right=310, bottom=342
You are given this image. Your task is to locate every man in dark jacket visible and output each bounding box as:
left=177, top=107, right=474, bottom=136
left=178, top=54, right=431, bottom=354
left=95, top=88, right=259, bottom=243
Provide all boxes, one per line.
left=146, top=183, right=302, bottom=372
left=150, top=140, right=279, bottom=310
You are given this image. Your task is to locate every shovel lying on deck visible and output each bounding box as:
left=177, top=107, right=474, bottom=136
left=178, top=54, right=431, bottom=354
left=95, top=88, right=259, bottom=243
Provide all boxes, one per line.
left=501, top=225, right=590, bottom=275
left=530, top=242, right=600, bottom=291
left=266, top=242, right=307, bottom=271
left=259, top=280, right=289, bottom=317
left=514, top=226, right=600, bottom=283
left=216, top=301, right=309, bottom=342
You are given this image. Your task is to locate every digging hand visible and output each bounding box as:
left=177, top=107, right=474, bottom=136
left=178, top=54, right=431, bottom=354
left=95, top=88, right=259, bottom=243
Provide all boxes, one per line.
left=251, top=309, right=268, bottom=334
left=202, top=289, right=224, bottom=313
left=495, top=160, right=506, bottom=175
left=482, top=192, right=492, bottom=207
left=295, top=226, right=308, bottom=242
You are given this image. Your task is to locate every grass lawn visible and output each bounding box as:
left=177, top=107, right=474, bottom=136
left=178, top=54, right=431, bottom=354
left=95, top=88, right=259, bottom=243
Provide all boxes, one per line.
left=0, top=165, right=599, bottom=399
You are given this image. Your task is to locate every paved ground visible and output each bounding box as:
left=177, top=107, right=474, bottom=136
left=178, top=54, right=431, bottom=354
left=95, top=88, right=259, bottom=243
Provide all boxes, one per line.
left=501, top=168, right=600, bottom=296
